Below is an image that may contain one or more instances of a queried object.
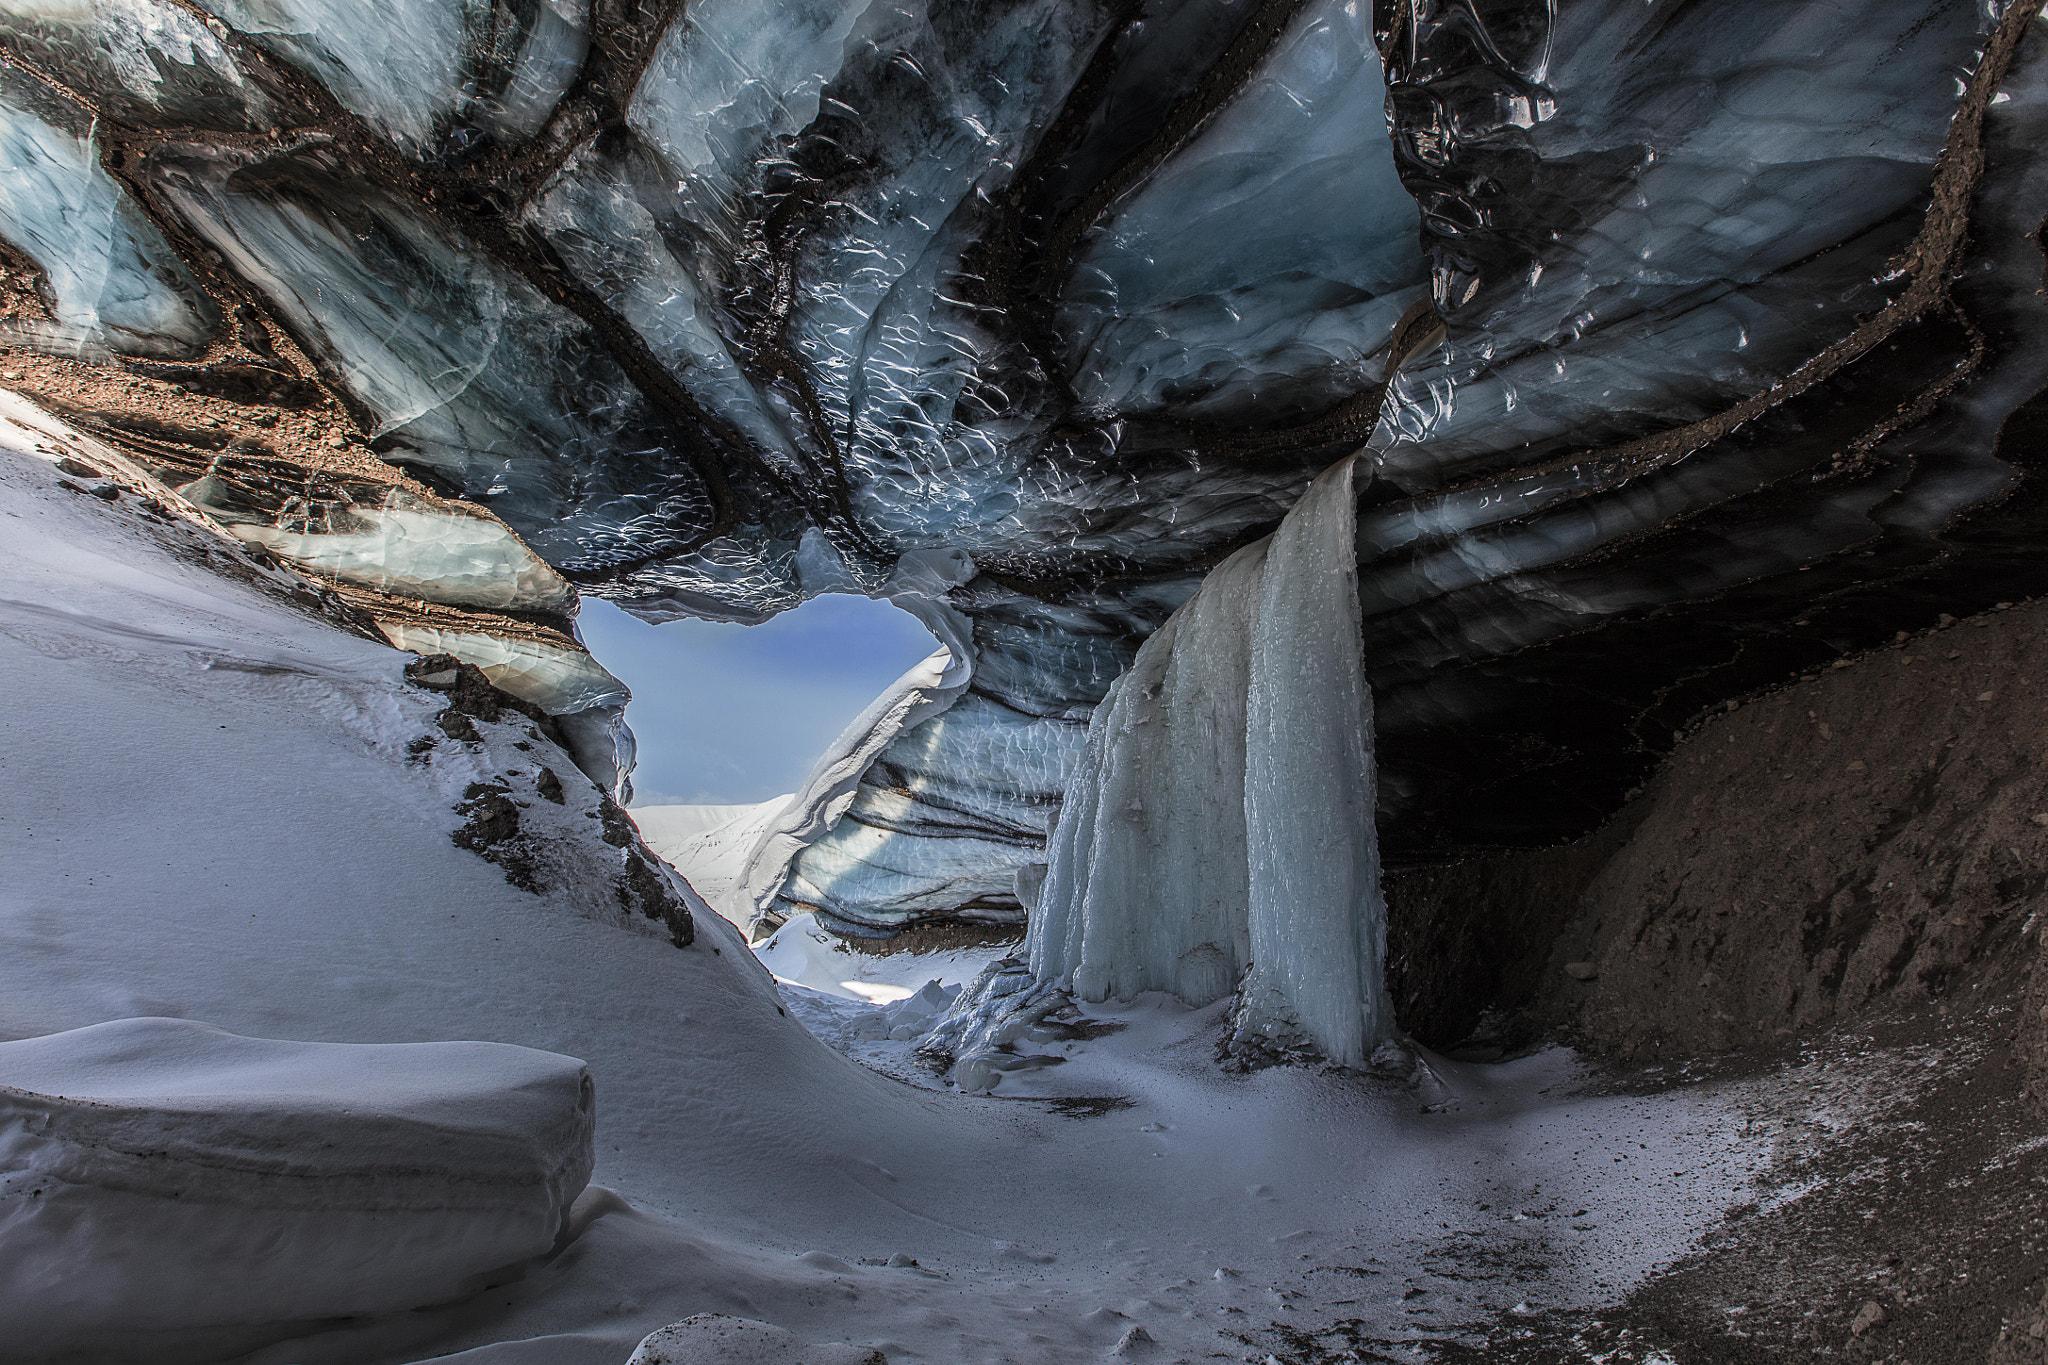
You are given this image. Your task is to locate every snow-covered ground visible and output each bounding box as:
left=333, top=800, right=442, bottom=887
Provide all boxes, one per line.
left=632, top=799, right=789, bottom=929
left=0, top=419, right=1918, bottom=1365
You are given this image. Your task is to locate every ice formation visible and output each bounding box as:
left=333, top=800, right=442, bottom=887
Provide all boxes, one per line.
left=3, top=0, right=2048, bottom=932
left=0, top=68, right=216, bottom=357
left=0, top=1017, right=593, bottom=1363
left=1029, top=454, right=1389, bottom=1066
left=181, top=483, right=577, bottom=613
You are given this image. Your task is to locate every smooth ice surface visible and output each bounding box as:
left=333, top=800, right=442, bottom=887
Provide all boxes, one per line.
left=0, top=1017, right=593, bottom=1362
left=1033, top=454, right=1389, bottom=1066
left=0, top=76, right=217, bottom=357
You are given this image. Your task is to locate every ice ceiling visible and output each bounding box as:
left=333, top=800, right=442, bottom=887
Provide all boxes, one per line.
left=7, top=0, right=2048, bottom=936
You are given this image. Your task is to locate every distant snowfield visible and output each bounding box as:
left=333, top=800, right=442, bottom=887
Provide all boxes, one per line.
left=0, top=428, right=1882, bottom=1365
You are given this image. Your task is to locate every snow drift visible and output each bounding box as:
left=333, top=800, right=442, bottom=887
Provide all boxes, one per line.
left=0, top=1018, right=593, bottom=1365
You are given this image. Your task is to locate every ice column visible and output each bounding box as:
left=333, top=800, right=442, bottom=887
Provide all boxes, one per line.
left=1027, top=453, right=1390, bottom=1067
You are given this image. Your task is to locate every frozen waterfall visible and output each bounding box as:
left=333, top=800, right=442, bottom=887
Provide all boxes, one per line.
left=1027, top=452, right=1390, bottom=1069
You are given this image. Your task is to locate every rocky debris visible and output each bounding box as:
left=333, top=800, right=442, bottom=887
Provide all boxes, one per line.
left=413, top=663, right=695, bottom=948
left=1111, top=1324, right=1157, bottom=1355
left=452, top=781, right=541, bottom=894
left=1850, top=1299, right=1888, bottom=1336
left=625, top=1315, right=885, bottom=1365
left=406, top=653, right=565, bottom=746
left=1991, top=1284, right=2048, bottom=1362
left=621, top=843, right=696, bottom=949
left=1386, top=597, right=2048, bottom=1063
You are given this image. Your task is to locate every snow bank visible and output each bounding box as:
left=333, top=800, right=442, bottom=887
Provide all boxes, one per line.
left=0, top=1017, right=593, bottom=1364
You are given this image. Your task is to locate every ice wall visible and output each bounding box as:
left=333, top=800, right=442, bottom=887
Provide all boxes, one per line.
left=1030, top=453, right=1390, bottom=1067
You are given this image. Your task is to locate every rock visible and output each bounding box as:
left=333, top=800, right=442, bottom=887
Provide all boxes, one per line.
left=1850, top=1299, right=1887, bottom=1336
left=626, top=1315, right=885, bottom=1365
left=1564, top=961, right=1599, bottom=981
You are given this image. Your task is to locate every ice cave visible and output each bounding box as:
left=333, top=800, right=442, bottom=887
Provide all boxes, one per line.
left=4, top=0, right=2048, bottom=1360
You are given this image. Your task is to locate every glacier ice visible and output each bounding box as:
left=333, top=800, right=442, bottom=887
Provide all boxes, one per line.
left=195, top=0, right=588, bottom=156
left=0, top=1017, right=593, bottom=1363
left=180, top=480, right=578, bottom=614
left=7, top=0, right=2048, bottom=922
left=1059, top=0, right=1428, bottom=423
left=1031, top=454, right=1389, bottom=1066
left=0, top=0, right=286, bottom=131
left=0, top=71, right=217, bottom=357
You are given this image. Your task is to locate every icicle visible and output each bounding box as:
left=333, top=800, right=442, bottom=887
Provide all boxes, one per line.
left=1027, top=452, right=1391, bottom=1067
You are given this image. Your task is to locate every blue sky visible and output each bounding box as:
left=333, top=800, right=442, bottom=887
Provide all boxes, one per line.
left=578, top=594, right=940, bottom=808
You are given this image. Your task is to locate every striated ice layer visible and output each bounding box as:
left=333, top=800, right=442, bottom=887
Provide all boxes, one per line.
left=776, top=0, right=1119, bottom=538
left=151, top=149, right=722, bottom=586
left=527, top=143, right=804, bottom=472
left=196, top=0, right=588, bottom=156
left=766, top=593, right=1135, bottom=936
left=1060, top=0, right=1428, bottom=423
left=0, top=1017, right=592, bottom=1364
left=0, top=0, right=286, bottom=131
left=1378, top=0, right=1984, bottom=478
left=180, top=482, right=577, bottom=614
left=774, top=689, right=1091, bottom=934
left=1031, top=454, right=1388, bottom=1067
left=0, top=75, right=217, bottom=357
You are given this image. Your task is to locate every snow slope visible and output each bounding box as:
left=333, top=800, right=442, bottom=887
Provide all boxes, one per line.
left=632, top=798, right=791, bottom=928
left=0, top=410, right=1890, bottom=1365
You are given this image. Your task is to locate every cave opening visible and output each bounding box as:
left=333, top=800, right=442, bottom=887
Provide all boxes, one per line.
left=4, top=0, right=2048, bottom=1357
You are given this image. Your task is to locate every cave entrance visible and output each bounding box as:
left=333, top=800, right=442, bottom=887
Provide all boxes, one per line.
left=578, top=593, right=939, bottom=811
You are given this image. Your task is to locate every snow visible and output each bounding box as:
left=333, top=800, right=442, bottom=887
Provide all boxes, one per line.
left=0, top=403, right=1913, bottom=1365
left=624, top=1315, right=883, bottom=1365
left=0, top=1018, right=592, bottom=1363
left=633, top=797, right=794, bottom=928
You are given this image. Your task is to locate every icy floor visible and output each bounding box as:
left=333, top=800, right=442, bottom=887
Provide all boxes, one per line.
left=0, top=427, right=1947, bottom=1365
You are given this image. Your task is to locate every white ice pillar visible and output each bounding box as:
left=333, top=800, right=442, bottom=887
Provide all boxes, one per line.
left=1027, top=452, right=1392, bottom=1065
